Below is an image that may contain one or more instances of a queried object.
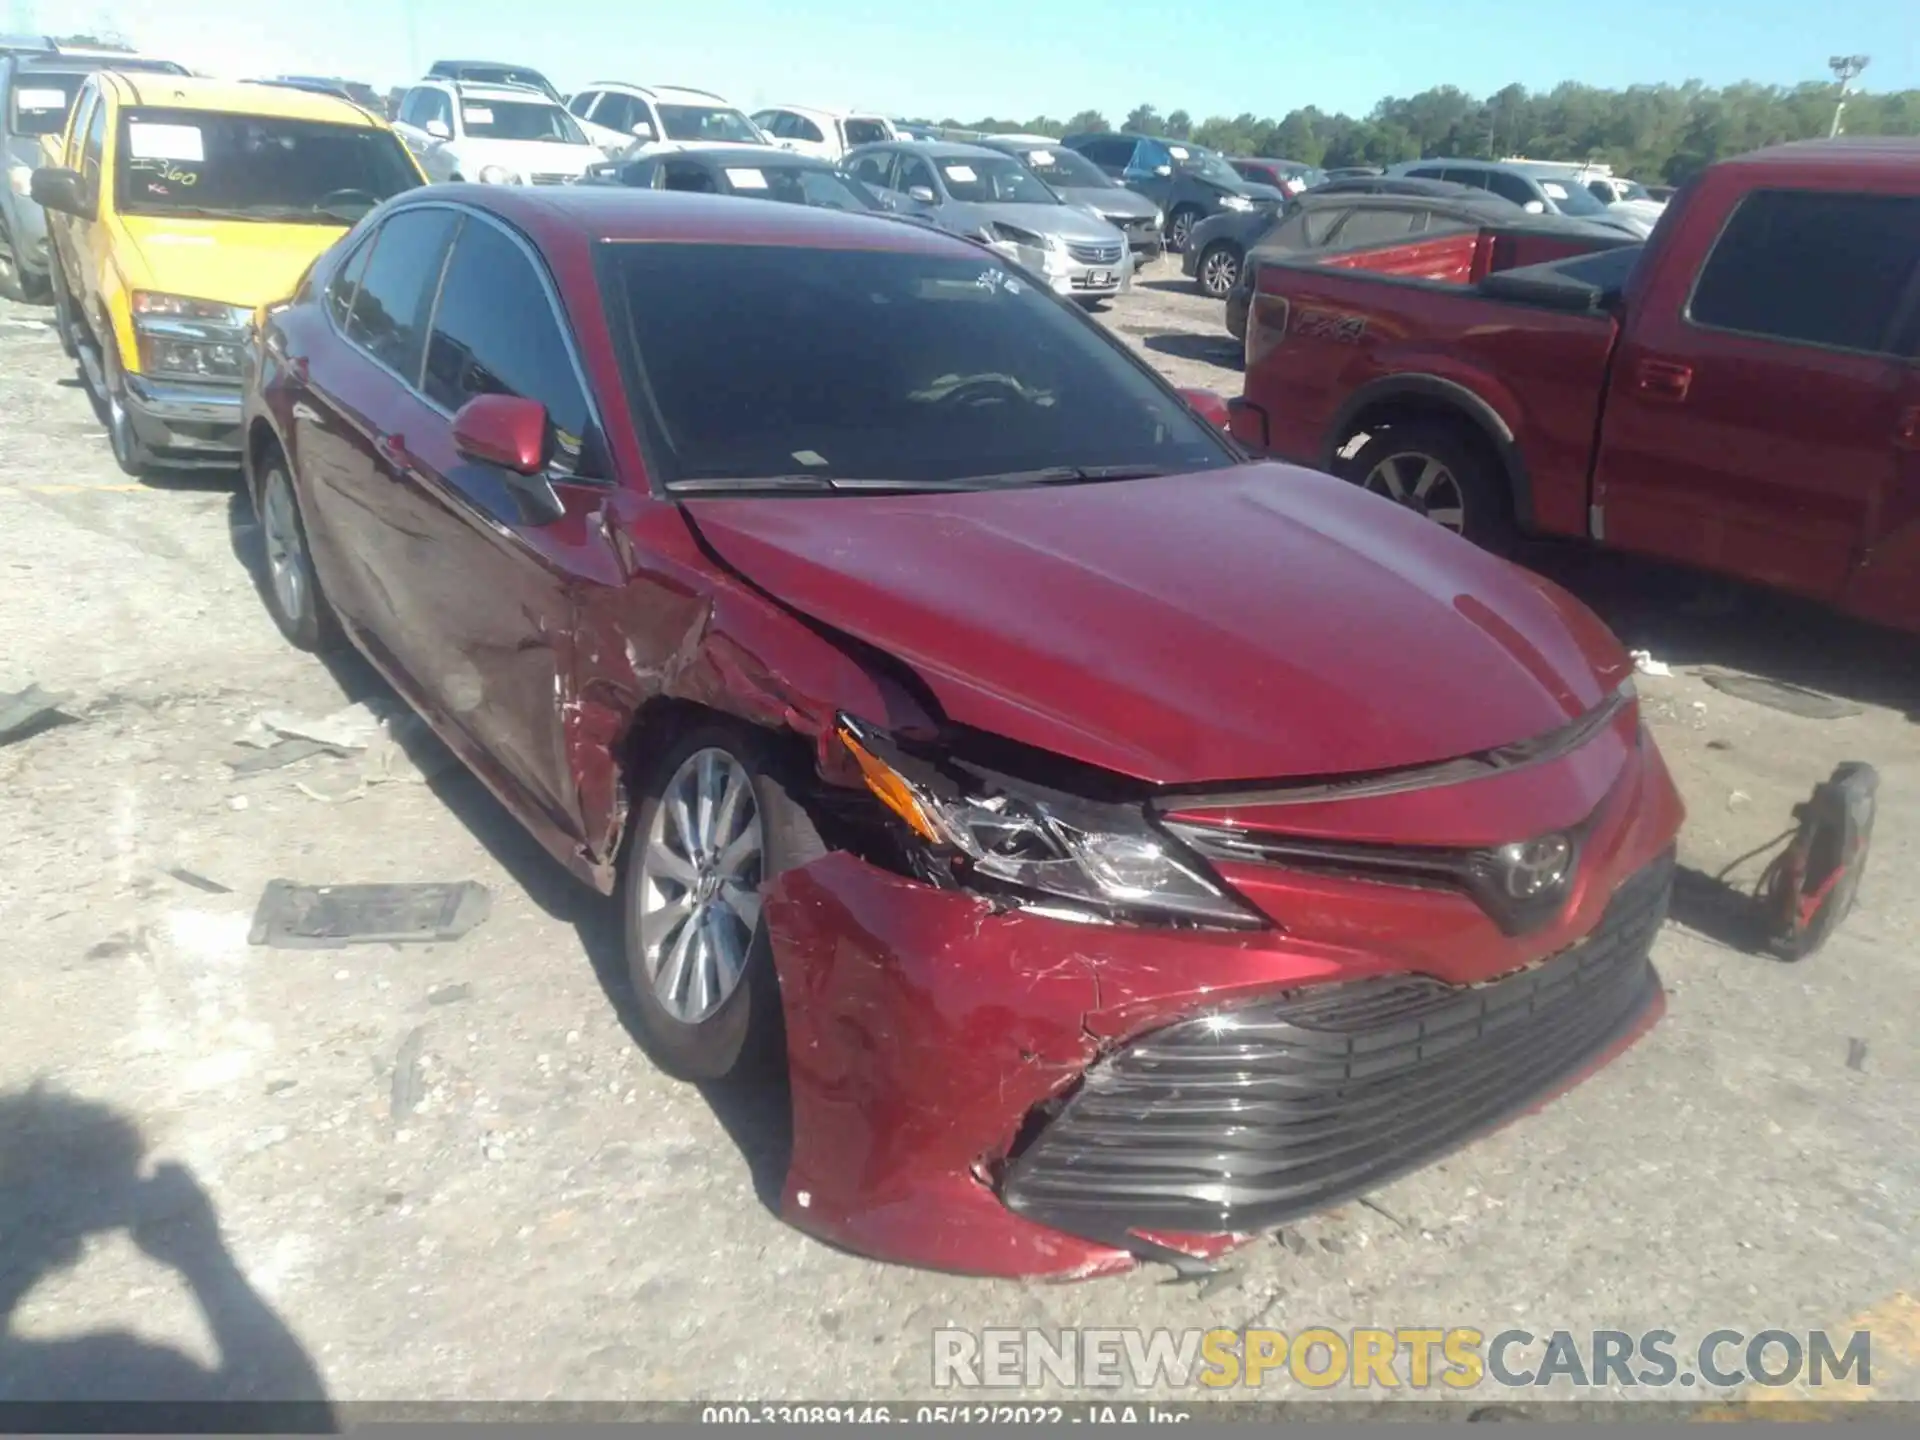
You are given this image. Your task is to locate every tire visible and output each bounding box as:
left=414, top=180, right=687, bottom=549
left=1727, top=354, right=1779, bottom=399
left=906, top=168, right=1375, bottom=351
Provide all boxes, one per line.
left=1167, top=205, right=1202, bottom=252
left=0, top=221, right=23, bottom=303
left=619, top=723, right=825, bottom=1082
left=99, top=332, right=154, bottom=478
left=1339, top=422, right=1516, bottom=554
left=1196, top=241, right=1240, bottom=298
left=254, top=451, right=341, bottom=651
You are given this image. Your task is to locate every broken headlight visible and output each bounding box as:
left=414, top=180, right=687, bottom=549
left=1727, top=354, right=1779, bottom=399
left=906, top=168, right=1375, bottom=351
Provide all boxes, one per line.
left=836, top=716, right=1261, bottom=928
left=131, top=291, right=253, bottom=381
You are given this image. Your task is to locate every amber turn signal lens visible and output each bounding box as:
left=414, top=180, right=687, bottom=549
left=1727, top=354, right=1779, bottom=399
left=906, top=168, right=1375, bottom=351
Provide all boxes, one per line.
left=837, top=724, right=941, bottom=844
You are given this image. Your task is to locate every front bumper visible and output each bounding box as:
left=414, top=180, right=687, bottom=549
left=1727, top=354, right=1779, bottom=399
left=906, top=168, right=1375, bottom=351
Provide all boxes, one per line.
left=763, top=718, right=1683, bottom=1278
left=991, top=238, right=1132, bottom=299
left=124, top=373, right=245, bottom=465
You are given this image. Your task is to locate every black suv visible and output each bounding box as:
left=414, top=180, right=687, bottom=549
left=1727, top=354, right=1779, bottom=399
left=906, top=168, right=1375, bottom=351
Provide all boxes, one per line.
left=1060, top=132, right=1265, bottom=251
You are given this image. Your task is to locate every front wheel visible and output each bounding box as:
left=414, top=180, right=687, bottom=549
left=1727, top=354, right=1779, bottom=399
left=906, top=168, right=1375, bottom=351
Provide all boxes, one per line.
left=255, top=456, right=341, bottom=651
left=99, top=337, right=153, bottom=478
left=1339, top=423, right=1516, bottom=554
left=620, top=724, right=825, bottom=1082
left=1196, top=241, right=1240, bottom=298
left=49, top=262, right=78, bottom=357
left=1167, top=205, right=1202, bottom=252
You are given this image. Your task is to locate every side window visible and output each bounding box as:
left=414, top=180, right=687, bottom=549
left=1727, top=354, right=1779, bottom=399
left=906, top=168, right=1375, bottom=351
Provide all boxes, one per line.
left=398, top=88, right=431, bottom=127
left=594, top=92, right=640, bottom=133
left=897, top=153, right=937, bottom=196
left=1689, top=190, right=1920, bottom=355
left=1407, top=166, right=1448, bottom=182
left=1587, top=179, right=1612, bottom=202
left=1134, top=140, right=1171, bottom=172
left=751, top=110, right=784, bottom=137
left=429, top=91, right=455, bottom=134
left=842, top=118, right=888, bottom=148
left=567, top=91, right=598, bottom=120
left=345, top=207, right=457, bottom=383
left=1484, top=171, right=1537, bottom=207
left=847, top=151, right=893, bottom=188
left=1327, top=207, right=1422, bottom=248
left=661, top=159, right=716, bottom=193
left=1260, top=210, right=1314, bottom=249
left=324, top=231, right=377, bottom=330
left=791, top=114, right=824, bottom=143
left=1440, top=167, right=1490, bottom=190
left=79, top=93, right=108, bottom=180
left=65, top=85, right=97, bottom=167
left=424, top=218, right=593, bottom=475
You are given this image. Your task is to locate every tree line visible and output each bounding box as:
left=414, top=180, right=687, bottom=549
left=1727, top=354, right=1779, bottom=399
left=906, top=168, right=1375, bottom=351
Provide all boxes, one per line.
left=911, top=79, right=1920, bottom=183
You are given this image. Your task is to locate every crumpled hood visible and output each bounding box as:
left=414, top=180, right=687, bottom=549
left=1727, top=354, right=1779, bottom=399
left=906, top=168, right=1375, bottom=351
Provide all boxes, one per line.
left=684, top=464, right=1632, bottom=785
left=942, top=200, right=1126, bottom=245
left=1053, top=184, right=1156, bottom=223
left=117, top=217, right=348, bottom=307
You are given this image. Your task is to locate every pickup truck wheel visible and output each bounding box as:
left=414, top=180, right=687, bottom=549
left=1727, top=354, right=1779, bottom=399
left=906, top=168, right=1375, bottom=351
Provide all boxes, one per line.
left=1344, top=424, right=1515, bottom=553
left=1196, top=242, right=1240, bottom=298
left=100, top=338, right=154, bottom=478
left=620, top=724, right=824, bottom=1083
left=48, top=264, right=78, bottom=358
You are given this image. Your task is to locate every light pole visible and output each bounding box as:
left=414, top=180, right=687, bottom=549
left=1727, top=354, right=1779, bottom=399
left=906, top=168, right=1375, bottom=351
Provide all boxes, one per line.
left=1829, top=54, right=1869, bottom=138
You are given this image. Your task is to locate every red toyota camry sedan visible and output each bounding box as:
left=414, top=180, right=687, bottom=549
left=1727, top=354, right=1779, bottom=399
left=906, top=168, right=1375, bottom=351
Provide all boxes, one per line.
left=241, top=184, right=1684, bottom=1280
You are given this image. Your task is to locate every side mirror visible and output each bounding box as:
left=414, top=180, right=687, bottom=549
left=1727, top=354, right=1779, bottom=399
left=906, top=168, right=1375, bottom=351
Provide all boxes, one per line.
left=907, top=185, right=936, bottom=204
left=30, top=167, right=95, bottom=221
left=453, top=394, right=566, bottom=523
left=1522, top=199, right=1546, bottom=214
left=1176, top=387, right=1231, bottom=430
left=425, top=119, right=451, bottom=140
left=630, top=121, right=654, bottom=139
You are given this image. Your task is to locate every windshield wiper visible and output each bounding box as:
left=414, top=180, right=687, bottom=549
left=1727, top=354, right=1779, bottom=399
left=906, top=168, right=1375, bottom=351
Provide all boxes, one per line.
left=668, top=474, right=1009, bottom=496
left=954, top=464, right=1172, bottom=487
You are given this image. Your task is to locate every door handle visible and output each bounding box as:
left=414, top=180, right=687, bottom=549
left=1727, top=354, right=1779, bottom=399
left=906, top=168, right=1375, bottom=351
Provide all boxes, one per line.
left=1635, top=358, right=1693, bottom=403
left=1896, top=405, right=1920, bottom=452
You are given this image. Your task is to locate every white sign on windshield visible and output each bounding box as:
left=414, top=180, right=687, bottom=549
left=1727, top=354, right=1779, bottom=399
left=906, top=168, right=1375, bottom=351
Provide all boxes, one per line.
left=15, top=88, right=68, bottom=111
left=1027, top=149, right=1058, bottom=166
left=942, top=164, right=976, bottom=183
left=1168, top=146, right=1190, bottom=159
left=462, top=106, right=495, bottom=125
left=1540, top=181, right=1569, bottom=199
left=726, top=167, right=769, bottom=189
left=127, top=122, right=205, bottom=162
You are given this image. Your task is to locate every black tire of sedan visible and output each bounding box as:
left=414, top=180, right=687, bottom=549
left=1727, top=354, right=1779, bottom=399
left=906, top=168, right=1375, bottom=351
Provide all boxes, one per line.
left=1196, top=242, right=1239, bottom=298
left=255, top=456, right=341, bottom=651
left=620, top=723, right=825, bottom=1083
left=1168, top=205, right=1202, bottom=252
left=1340, top=422, right=1517, bottom=555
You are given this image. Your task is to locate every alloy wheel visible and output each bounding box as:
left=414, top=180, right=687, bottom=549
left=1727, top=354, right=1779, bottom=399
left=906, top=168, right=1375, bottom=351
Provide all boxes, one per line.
left=1363, top=451, right=1468, bottom=534
left=1170, top=210, right=1195, bottom=249
left=634, top=748, right=765, bottom=1025
left=1199, top=246, right=1238, bottom=297
left=260, top=468, right=311, bottom=626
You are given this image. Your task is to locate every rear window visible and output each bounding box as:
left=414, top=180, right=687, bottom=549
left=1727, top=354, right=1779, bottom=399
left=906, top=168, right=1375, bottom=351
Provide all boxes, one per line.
left=8, top=73, right=80, bottom=136
left=658, top=105, right=762, bottom=145
left=729, top=165, right=876, bottom=212
left=603, top=242, right=1231, bottom=489
left=1690, top=189, right=1920, bottom=355
left=114, top=106, right=422, bottom=222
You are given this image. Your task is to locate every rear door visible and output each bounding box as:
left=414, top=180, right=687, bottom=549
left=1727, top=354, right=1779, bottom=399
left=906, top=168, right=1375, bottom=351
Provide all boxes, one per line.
left=1595, top=186, right=1920, bottom=603
left=397, top=211, right=625, bottom=842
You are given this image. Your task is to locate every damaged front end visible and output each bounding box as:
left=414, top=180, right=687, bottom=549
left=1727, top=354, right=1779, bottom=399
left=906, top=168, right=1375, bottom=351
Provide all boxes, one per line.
left=758, top=702, right=1682, bottom=1280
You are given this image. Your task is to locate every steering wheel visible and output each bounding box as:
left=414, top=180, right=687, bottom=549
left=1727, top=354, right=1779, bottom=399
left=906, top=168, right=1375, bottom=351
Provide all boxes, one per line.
left=316, top=188, right=380, bottom=212
left=935, top=376, right=1025, bottom=410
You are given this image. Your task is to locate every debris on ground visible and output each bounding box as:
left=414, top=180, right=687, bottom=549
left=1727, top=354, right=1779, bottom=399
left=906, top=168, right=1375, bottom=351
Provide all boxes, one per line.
left=243, top=701, right=386, bottom=752
left=164, top=866, right=232, bottom=895
left=248, top=880, right=493, bottom=949
left=1846, top=1038, right=1868, bottom=1072
left=229, top=738, right=337, bottom=775
left=427, top=982, right=474, bottom=1007
left=0, top=683, right=76, bottom=747
left=1700, top=670, right=1863, bottom=720
left=1630, top=650, right=1671, bottom=677
left=391, top=1026, right=427, bottom=1120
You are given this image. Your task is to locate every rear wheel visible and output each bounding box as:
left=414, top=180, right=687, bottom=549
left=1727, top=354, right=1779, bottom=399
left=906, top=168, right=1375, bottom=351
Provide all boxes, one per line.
left=1167, top=205, right=1202, bottom=252
left=1196, top=241, right=1240, bottom=298
left=620, top=724, right=824, bottom=1082
left=1340, top=422, right=1516, bottom=554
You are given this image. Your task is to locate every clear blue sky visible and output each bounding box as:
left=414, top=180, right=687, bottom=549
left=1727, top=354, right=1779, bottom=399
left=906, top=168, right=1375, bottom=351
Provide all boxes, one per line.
left=33, top=0, right=1920, bottom=122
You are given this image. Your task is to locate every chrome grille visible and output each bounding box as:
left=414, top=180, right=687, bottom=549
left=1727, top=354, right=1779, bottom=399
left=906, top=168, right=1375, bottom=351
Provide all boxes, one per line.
left=1066, top=240, right=1125, bottom=266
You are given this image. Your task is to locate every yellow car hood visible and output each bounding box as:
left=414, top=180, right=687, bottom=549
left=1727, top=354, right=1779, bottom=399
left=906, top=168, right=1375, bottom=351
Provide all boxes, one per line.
left=117, top=216, right=348, bottom=308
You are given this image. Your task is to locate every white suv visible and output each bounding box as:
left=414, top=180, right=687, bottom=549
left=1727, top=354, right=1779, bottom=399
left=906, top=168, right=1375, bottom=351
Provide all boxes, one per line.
left=393, top=79, right=604, bottom=184
left=565, top=83, right=769, bottom=158
left=750, top=106, right=897, bottom=162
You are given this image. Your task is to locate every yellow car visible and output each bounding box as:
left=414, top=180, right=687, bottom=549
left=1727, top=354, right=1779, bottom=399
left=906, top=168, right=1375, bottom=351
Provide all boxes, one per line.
left=32, top=74, right=424, bottom=475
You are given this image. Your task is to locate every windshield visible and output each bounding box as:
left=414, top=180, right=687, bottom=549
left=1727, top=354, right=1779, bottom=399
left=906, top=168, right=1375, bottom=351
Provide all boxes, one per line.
left=729, top=164, right=877, bottom=211
left=605, top=242, right=1231, bottom=490
left=114, top=107, right=422, bottom=223
left=659, top=104, right=763, bottom=145
left=7, top=73, right=79, bottom=136
left=1534, top=175, right=1609, bottom=216
left=937, top=154, right=1055, bottom=205
left=1013, top=144, right=1111, bottom=189
left=1614, top=179, right=1654, bottom=203
left=1173, top=148, right=1244, bottom=188
left=461, top=98, right=585, bottom=144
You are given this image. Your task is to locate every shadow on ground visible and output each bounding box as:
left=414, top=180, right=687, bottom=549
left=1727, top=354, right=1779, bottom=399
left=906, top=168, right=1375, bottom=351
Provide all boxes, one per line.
left=1141, top=331, right=1243, bottom=367
left=0, top=1084, right=334, bottom=1421
left=1518, top=543, right=1920, bottom=723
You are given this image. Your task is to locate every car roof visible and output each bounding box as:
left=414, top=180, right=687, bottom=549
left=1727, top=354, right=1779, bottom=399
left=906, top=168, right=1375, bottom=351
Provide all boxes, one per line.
left=760, top=103, right=885, bottom=120
left=588, top=81, right=733, bottom=104
left=1310, top=176, right=1482, bottom=199
left=8, top=53, right=183, bottom=76
left=1725, top=135, right=1920, bottom=179
left=443, top=81, right=559, bottom=104
left=415, top=184, right=976, bottom=255
left=98, top=70, right=383, bottom=124
left=433, top=59, right=550, bottom=74
left=1232, top=156, right=1311, bottom=169
left=856, top=139, right=1001, bottom=160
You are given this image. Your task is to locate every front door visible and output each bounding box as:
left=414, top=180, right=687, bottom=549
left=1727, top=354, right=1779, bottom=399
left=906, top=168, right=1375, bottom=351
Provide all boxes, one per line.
left=1594, top=186, right=1920, bottom=604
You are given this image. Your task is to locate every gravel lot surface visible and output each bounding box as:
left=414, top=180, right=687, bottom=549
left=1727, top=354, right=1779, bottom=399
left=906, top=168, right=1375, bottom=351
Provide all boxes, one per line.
left=1, top=259, right=1915, bottom=1412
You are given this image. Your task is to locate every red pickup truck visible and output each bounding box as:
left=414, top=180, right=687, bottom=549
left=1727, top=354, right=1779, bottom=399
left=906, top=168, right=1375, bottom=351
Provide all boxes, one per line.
left=1231, top=139, right=1920, bottom=635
